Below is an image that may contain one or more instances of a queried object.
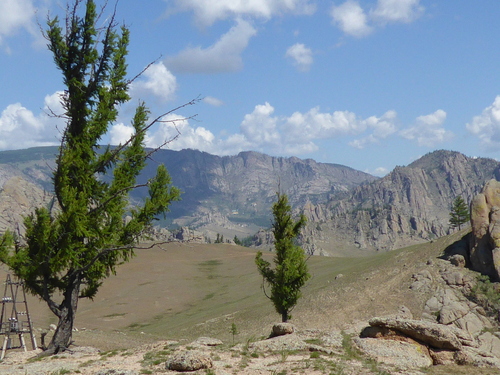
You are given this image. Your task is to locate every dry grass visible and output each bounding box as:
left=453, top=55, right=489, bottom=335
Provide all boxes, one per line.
left=2, top=230, right=498, bottom=374
left=0, top=231, right=465, bottom=350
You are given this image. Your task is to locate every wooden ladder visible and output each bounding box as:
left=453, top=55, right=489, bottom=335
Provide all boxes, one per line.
left=0, top=274, right=37, bottom=359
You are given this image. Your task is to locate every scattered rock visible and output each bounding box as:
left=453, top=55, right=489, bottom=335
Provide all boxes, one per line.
left=271, top=323, right=295, bottom=337
left=250, top=333, right=308, bottom=352
left=166, top=350, right=213, bottom=372
left=410, top=270, right=433, bottom=291
left=449, top=254, right=466, bottom=268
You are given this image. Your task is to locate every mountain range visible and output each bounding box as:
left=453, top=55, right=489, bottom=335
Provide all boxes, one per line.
left=0, top=147, right=498, bottom=256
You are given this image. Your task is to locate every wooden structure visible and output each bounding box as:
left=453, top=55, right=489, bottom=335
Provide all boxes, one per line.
left=0, top=274, right=37, bottom=359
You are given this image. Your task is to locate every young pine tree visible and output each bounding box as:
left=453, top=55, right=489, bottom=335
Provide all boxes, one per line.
left=449, top=196, right=470, bottom=230
left=255, top=193, right=310, bottom=323
left=0, top=0, right=187, bottom=355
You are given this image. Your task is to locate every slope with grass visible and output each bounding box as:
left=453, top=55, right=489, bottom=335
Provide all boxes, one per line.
left=1, top=230, right=499, bottom=374
left=0, top=231, right=463, bottom=346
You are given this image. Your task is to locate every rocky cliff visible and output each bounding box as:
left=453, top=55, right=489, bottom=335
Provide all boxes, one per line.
left=0, top=147, right=376, bottom=238
left=302, top=150, right=499, bottom=256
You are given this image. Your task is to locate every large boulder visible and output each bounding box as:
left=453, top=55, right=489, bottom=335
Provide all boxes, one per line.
left=369, top=317, right=463, bottom=350
left=166, top=350, right=212, bottom=372
left=469, top=179, right=500, bottom=280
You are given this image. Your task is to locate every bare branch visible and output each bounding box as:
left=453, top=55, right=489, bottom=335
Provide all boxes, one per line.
left=127, top=57, right=162, bottom=86
left=93, top=97, right=199, bottom=175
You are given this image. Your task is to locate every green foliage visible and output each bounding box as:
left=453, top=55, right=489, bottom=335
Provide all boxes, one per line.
left=230, top=322, right=239, bottom=345
left=233, top=235, right=242, bottom=245
left=0, top=0, right=185, bottom=353
left=215, top=233, right=224, bottom=243
left=449, top=196, right=469, bottom=230
left=467, top=274, right=500, bottom=316
left=255, top=193, right=310, bottom=322
left=240, top=235, right=255, bottom=247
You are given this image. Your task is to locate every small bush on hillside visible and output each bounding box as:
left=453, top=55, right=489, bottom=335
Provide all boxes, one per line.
left=467, top=275, right=500, bottom=317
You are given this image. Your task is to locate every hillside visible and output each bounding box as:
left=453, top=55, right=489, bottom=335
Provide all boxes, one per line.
left=1, top=231, right=499, bottom=374
left=302, top=150, right=499, bottom=255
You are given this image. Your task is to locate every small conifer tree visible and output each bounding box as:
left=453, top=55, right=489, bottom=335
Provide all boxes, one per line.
left=449, top=196, right=469, bottom=230
left=255, top=192, right=310, bottom=322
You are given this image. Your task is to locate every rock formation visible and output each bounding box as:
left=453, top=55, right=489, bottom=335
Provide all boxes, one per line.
left=355, top=252, right=500, bottom=370
left=469, top=179, right=500, bottom=280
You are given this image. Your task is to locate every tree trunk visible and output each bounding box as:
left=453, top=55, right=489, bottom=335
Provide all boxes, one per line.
left=45, top=277, right=80, bottom=355
left=281, top=311, right=288, bottom=323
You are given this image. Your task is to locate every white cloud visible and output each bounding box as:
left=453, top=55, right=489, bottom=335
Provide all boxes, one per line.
left=0, top=92, right=65, bottom=150
left=349, top=110, right=398, bottom=148
left=110, top=123, right=135, bottom=145
left=203, top=96, right=224, bottom=106
left=399, top=109, right=452, bottom=147
left=130, top=62, right=177, bottom=102
left=165, top=0, right=316, bottom=26
left=365, top=166, right=388, bottom=177
left=371, top=0, right=424, bottom=24
left=331, top=0, right=424, bottom=38
left=330, top=1, right=372, bottom=38
left=285, top=43, right=313, bottom=71
left=233, top=104, right=398, bottom=155
left=240, top=102, right=281, bottom=147
left=121, top=102, right=381, bottom=157
left=0, top=0, right=36, bottom=47
left=145, top=114, right=216, bottom=150
left=165, top=19, right=257, bottom=73
left=466, top=96, right=500, bottom=150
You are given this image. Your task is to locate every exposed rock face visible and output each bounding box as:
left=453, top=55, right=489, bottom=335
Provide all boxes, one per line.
left=356, top=254, right=500, bottom=370
left=0, top=146, right=376, bottom=237
left=303, top=150, right=499, bottom=255
left=469, top=179, right=500, bottom=280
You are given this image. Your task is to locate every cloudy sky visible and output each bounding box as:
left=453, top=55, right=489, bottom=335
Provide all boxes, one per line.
left=1, top=0, right=500, bottom=176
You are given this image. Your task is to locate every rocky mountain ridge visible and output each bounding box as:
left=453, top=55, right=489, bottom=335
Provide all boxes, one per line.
left=301, top=150, right=499, bottom=255
left=0, top=146, right=376, bottom=238
left=1, top=148, right=499, bottom=255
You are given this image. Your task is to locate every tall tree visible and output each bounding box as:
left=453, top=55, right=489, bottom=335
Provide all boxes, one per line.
left=449, top=196, right=470, bottom=230
left=0, top=0, right=187, bottom=354
left=255, top=193, right=310, bottom=322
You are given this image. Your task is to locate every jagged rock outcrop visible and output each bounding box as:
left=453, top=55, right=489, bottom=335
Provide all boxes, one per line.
left=356, top=253, right=500, bottom=370
left=303, top=150, right=499, bottom=255
left=469, top=179, right=500, bottom=280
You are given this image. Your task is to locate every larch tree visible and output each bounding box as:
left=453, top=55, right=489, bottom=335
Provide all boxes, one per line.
left=0, top=0, right=189, bottom=354
left=449, top=196, right=470, bottom=230
left=255, top=192, right=310, bottom=323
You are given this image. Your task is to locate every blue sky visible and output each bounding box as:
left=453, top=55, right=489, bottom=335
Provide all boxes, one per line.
left=1, top=0, right=500, bottom=176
